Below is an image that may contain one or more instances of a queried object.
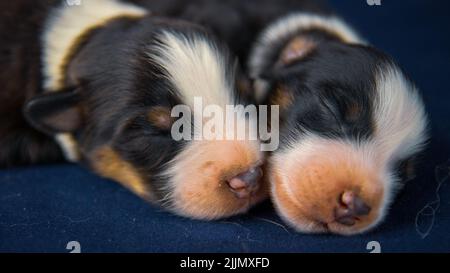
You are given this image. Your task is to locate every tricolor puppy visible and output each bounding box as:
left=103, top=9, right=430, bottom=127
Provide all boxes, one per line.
left=248, top=13, right=428, bottom=234
left=2, top=0, right=268, bottom=219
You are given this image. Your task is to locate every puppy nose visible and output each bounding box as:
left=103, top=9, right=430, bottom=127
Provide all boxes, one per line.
left=227, top=167, right=263, bottom=198
left=334, top=191, right=371, bottom=226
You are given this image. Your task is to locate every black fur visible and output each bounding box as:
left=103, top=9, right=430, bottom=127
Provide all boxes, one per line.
left=128, top=0, right=330, bottom=62
left=0, top=0, right=62, bottom=167
left=264, top=41, right=393, bottom=148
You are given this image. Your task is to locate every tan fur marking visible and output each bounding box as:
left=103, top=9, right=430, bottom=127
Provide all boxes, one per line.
left=148, top=106, right=174, bottom=130
left=271, top=85, right=295, bottom=111
left=271, top=140, right=384, bottom=235
left=278, top=36, right=316, bottom=65
left=345, top=103, right=362, bottom=122
left=167, top=140, right=268, bottom=219
left=271, top=167, right=328, bottom=233
left=92, top=146, right=155, bottom=201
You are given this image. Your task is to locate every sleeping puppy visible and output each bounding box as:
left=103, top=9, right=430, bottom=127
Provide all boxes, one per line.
left=150, top=0, right=427, bottom=234
left=248, top=13, right=428, bottom=234
left=2, top=0, right=268, bottom=219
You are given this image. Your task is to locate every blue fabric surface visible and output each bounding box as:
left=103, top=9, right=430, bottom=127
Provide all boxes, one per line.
left=1, top=0, right=450, bottom=252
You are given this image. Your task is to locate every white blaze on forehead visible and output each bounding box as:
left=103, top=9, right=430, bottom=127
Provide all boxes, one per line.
left=151, top=32, right=258, bottom=141
left=151, top=31, right=234, bottom=109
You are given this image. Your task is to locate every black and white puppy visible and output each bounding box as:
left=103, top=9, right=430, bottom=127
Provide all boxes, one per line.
left=248, top=12, right=428, bottom=234
left=1, top=0, right=268, bottom=219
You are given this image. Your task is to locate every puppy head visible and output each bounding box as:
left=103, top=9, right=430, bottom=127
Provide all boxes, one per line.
left=25, top=18, right=267, bottom=220
left=146, top=30, right=268, bottom=219
left=250, top=14, right=428, bottom=234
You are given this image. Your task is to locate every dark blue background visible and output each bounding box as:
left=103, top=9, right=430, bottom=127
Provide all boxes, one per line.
left=1, top=0, right=449, bottom=252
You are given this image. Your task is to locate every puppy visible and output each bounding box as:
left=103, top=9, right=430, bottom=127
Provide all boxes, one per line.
left=1, top=0, right=268, bottom=219
left=248, top=12, right=428, bottom=234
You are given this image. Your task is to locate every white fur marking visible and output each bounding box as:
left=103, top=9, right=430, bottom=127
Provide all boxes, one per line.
left=151, top=32, right=234, bottom=109
left=373, top=65, right=428, bottom=164
left=55, top=134, right=80, bottom=162
left=151, top=32, right=258, bottom=140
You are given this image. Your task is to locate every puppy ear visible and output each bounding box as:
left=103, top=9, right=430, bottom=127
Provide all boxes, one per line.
left=23, top=87, right=83, bottom=135
left=277, top=36, right=316, bottom=66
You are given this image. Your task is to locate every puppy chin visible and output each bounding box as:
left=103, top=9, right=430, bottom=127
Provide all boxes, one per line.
left=270, top=137, right=388, bottom=235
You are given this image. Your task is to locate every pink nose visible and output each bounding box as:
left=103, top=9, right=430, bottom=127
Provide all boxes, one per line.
left=227, top=167, right=263, bottom=199
left=334, top=191, right=371, bottom=226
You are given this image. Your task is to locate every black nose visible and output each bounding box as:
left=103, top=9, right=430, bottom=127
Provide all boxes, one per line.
left=227, top=167, right=263, bottom=198
left=334, top=191, right=371, bottom=226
